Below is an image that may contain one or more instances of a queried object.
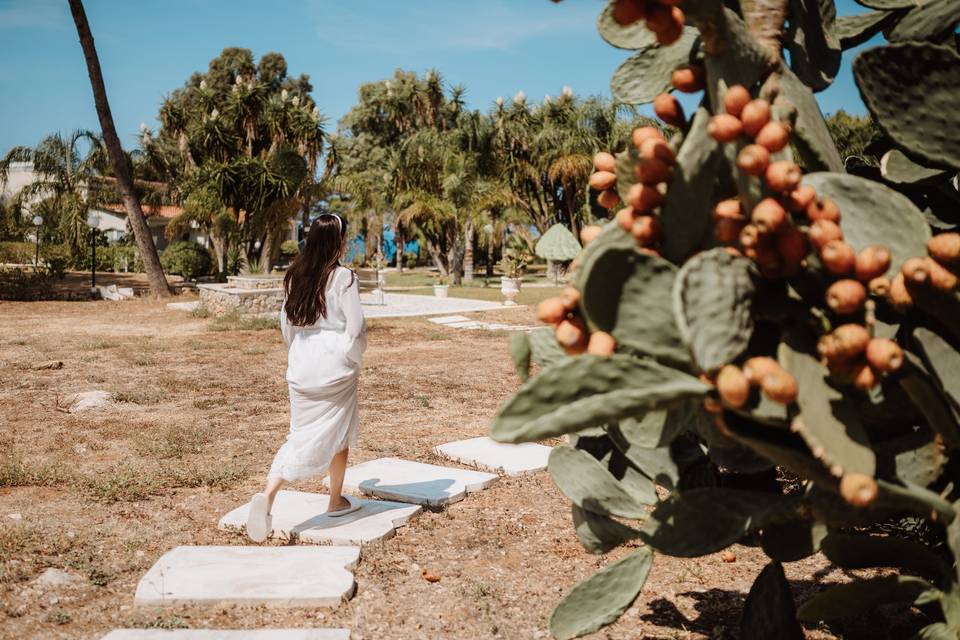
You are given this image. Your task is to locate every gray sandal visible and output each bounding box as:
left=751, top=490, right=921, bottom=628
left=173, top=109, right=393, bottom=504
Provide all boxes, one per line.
left=326, top=495, right=361, bottom=518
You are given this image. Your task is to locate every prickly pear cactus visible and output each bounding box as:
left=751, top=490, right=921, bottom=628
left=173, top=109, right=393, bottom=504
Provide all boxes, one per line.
left=492, top=1, right=960, bottom=638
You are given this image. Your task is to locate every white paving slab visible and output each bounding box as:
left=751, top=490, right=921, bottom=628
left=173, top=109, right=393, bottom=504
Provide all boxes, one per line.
left=360, top=292, right=522, bottom=318
left=329, top=457, right=498, bottom=507
left=102, top=631, right=349, bottom=640
left=134, top=546, right=359, bottom=608
left=218, top=490, right=421, bottom=546
left=434, top=437, right=552, bottom=476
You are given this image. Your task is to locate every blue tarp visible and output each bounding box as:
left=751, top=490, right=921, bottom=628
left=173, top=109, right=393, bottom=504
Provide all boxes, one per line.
left=344, top=224, right=419, bottom=264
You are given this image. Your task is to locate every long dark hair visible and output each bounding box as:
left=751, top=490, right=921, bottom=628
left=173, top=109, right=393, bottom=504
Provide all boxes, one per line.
left=283, top=214, right=349, bottom=326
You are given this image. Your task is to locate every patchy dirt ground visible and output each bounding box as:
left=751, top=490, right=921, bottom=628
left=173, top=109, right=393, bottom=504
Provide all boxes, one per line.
left=0, top=295, right=927, bottom=639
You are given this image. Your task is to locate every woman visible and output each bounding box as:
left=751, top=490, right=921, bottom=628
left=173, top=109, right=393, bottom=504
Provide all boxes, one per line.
left=246, top=213, right=367, bottom=542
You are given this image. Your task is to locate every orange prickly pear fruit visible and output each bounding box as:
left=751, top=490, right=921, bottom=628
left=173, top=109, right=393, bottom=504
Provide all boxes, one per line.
left=785, top=185, right=817, bottom=213
left=764, top=161, right=802, bottom=193
left=597, top=189, right=621, bottom=209
left=556, top=318, right=588, bottom=354
left=636, top=158, right=673, bottom=184
left=868, top=276, right=891, bottom=298
left=741, top=99, right=771, bottom=137
left=808, top=219, right=843, bottom=251
left=631, top=126, right=664, bottom=149
left=715, top=218, right=746, bottom=244
left=579, top=225, right=603, bottom=245
left=807, top=197, right=841, bottom=223
left=756, top=121, right=790, bottom=153
left=537, top=297, right=567, bottom=324
left=713, top=199, right=744, bottom=221
left=593, top=151, right=616, bottom=173
left=852, top=362, right=878, bottom=390
left=761, top=370, right=798, bottom=404
left=888, top=272, right=914, bottom=310
left=739, top=224, right=761, bottom=249
left=928, top=233, right=960, bottom=266
left=818, top=324, right=870, bottom=360
left=742, top=356, right=781, bottom=386
left=854, top=246, right=891, bottom=282
left=865, top=338, right=904, bottom=373
left=926, top=257, right=959, bottom=291
left=616, top=207, right=636, bottom=232
left=631, top=215, right=663, bottom=245
left=901, top=257, right=931, bottom=286
left=589, top=171, right=617, bottom=191
left=612, top=0, right=646, bottom=25
left=776, top=226, right=809, bottom=271
left=723, top=85, right=751, bottom=118
left=825, top=279, right=867, bottom=315
left=654, top=92, right=686, bottom=127
left=654, top=8, right=684, bottom=46
left=627, top=182, right=665, bottom=212
left=645, top=2, right=675, bottom=32
left=736, top=144, right=770, bottom=177
left=671, top=66, right=705, bottom=93
left=717, top=365, right=751, bottom=408
left=840, top=473, right=878, bottom=507
left=587, top=331, right=617, bottom=356
left=820, top=240, right=856, bottom=276
left=559, top=286, right=581, bottom=310
left=751, top=198, right=788, bottom=234
left=708, top=114, right=744, bottom=143
left=640, top=137, right=676, bottom=165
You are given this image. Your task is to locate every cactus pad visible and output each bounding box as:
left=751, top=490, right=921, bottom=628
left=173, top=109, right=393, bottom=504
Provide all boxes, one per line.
left=881, top=149, right=949, bottom=184
left=596, top=2, right=657, bottom=50
left=571, top=505, right=641, bottom=554
left=549, top=548, right=652, bottom=640
left=535, top=223, right=581, bottom=262
left=837, top=10, right=899, bottom=49
left=661, top=107, right=723, bottom=263
left=760, top=522, right=828, bottom=562
left=528, top=326, right=570, bottom=370
left=614, top=147, right=639, bottom=204
left=820, top=533, right=950, bottom=581
left=491, top=354, right=708, bottom=443
left=548, top=445, right=651, bottom=518
left=803, top=171, right=931, bottom=277
left=611, top=28, right=699, bottom=105
left=640, top=488, right=786, bottom=557
left=509, top=333, right=531, bottom=382
left=673, top=248, right=758, bottom=373
left=855, top=0, right=918, bottom=8
left=796, top=575, right=934, bottom=622
left=888, top=0, right=960, bottom=42
left=740, top=562, right=805, bottom=640
left=779, top=335, right=877, bottom=477
left=576, top=230, right=691, bottom=365
left=854, top=42, right=960, bottom=170
left=912, top=327, right=960, bottom=409
left=780, top=68, right=845, bottom=172
left=785, top=0, right=841, bottom=92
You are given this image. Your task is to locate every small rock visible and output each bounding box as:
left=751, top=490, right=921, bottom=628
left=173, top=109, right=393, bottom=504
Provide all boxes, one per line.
left=7, top=513, right=22, bottom=521
left=34, top=568, right=83, bottom=588
left=421, top=569, right=441, bottom=583
left=69, top=390, right=112, bottom=413
left=33, top=361, right=63, bottom=371
left=721, top=551, right=737, bottom=563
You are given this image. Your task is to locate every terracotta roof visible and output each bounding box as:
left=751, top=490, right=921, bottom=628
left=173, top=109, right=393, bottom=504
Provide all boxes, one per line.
left=100, top=203, right=182, bottom=219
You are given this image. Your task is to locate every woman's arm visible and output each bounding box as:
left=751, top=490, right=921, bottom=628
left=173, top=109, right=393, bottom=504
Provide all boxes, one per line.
left=279, top=303, right=295, bottom=346
left=340, top=270, right=367, bottom=364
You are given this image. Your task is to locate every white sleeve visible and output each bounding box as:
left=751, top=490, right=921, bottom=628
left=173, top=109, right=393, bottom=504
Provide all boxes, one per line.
left=279, top=303, right=295, bottom=346
left=339, top=270, right=367, bottom=364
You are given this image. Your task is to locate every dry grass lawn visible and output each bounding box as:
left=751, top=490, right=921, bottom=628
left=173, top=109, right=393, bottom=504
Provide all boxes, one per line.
left=0, top=295, right=926, bottom=639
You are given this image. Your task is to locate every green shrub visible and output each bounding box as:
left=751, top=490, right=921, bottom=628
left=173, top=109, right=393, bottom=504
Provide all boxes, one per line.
left=160, top=241, right=214, bottom=279
left=40, top=244, right=71, bottom=279
left=0, top=267, right=52, bottom=300
left=0, top=242, right=36, bottom=265
left=280, top=240, right=299, bottom=257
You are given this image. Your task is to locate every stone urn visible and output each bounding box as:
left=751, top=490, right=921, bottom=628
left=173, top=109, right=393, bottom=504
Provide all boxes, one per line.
left=433, top=284, right=449, bottom=298
left=500, top=276, right=521, bottom=305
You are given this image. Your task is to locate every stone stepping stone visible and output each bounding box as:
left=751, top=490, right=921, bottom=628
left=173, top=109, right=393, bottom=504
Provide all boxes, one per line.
left=102, top=631, right=349, bottom=639
left=428, top=314, right=472, bottom=324
left=328, top=457, right=497, bottom=507
left=434, top=437, right=552, bottom=476
left=218, top=490, right=421, bottom=546
left=134, top=546, right=359, bottom=608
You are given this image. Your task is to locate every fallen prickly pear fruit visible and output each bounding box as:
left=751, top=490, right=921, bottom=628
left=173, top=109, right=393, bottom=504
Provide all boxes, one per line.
left=751, top=198, right=787, bottom=234
left=808, top=219, right=843, bottom=251
left=708, top=114, right=743, bottom=142
left=840, top=473, right=878, bottom=507
left=671, top=65, right=705, bottom=93
left=736, top=144, right=770, bottom=176
left=589, top=171, right=617, bottom=191
left=537, top=297, right=567, bottom=324
left=587, top=331, right=617, bottom=356
left=820, top=240, right=856, bottom=276
left=741, top=99, right=771, bottom=137
left=721, top=550, right=737, bottom=563
left=593, top=151, right=616, bottom=173
left=807, top=197, right=841, bottom=223
left=717, top=365, right=750, bottom=408
left=855, top=246, right=892, bottom=283
left=654, top=92, right=685, bottom=127
left=928, top=233, right=960, bottom=266
left=597, top=189, right=621, bottom=209
left=865, top=338, right=903, bottom=373
left=764, top=161, right=802, bottom=193
left=755, top=121, right=790, bottom=153
left=723, top=85, right=751, bottom=118
left=826, top=279, right=867, bottom=315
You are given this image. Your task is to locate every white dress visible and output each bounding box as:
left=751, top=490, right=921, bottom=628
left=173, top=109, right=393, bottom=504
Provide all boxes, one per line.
left=268, top=266, right=367, bottom=482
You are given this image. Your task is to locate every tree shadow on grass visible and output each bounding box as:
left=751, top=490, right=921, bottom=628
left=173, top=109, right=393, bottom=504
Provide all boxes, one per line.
left=640, top=582, right=931, bottom=640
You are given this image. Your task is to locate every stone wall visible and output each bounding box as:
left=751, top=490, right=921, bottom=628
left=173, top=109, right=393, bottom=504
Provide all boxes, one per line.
left=197, top=283, right=283, bottom=317
left=225, top=275, right=284, bottom=290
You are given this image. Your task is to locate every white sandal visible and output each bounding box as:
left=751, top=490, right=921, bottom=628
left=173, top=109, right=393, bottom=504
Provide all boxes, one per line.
left=246, top=493, right=272, bottom=542
left=326, top=495, right=361, bottom=518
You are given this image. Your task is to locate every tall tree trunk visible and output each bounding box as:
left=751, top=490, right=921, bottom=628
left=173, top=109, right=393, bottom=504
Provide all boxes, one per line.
left=462, top=219, right=475, bottom=283
left=395, top=225, right=405, bottom=272
left=426, top=239, right=447, bottom=275
left=260, top=227, right=277, bottom=274
left=447, top=222, right=464, bottom=286
left=210, top=231, right=228, bottom=274
left=68, top=0, right=171, bottom=297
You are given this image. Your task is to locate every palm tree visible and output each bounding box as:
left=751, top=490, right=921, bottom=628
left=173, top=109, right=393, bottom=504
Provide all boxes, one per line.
left=67, top=0, right=170, bottom=296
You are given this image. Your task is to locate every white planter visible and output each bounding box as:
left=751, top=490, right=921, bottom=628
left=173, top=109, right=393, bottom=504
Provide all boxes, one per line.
left=433, top=284, right=449, bottom=298
left=500, top=276, right=521, bottom=306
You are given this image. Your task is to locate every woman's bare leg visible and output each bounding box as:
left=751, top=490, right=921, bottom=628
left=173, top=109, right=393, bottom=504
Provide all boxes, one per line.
left=264, top=476, right=285, bottom=512
left=325, top=448, right=350, bottom=512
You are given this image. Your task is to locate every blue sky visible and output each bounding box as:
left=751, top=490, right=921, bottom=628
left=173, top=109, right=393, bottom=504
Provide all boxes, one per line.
left=0, top=0, right=877, bottom=154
